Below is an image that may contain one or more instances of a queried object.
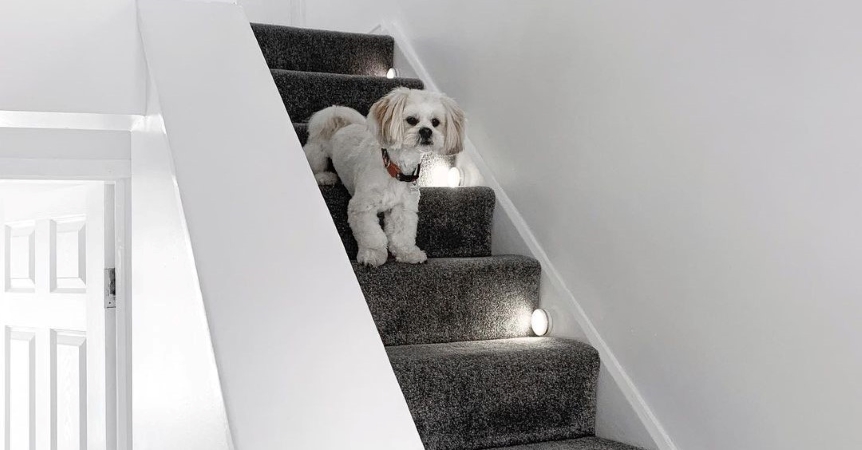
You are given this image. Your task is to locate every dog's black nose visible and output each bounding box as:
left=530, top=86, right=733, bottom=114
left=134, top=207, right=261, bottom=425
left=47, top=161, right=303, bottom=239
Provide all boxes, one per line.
left=419, top=127, right=433, bottom=139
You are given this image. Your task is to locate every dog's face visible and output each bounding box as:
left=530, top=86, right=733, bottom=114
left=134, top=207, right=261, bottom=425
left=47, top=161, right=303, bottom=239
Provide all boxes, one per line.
left=368, top=88, right=466, bottom=155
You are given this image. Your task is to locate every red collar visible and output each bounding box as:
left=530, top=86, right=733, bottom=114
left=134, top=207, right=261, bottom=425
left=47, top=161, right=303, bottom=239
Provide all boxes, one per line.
left=382, top=148, right=421, bottom=183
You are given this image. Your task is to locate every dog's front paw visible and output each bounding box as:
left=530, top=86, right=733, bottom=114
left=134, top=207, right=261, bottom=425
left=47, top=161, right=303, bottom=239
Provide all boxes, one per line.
left=393, top=247, right=427, bottom=264
left=315, top=172, right=339, bottom=186
left=357, top=247, right=388, bottom=267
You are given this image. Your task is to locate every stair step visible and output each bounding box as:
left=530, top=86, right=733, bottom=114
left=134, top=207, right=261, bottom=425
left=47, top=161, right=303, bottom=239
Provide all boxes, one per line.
left=387, top=338, right=600, bottom=450
left=251, top=23, right=394, bottom=76
left=320, top=185, right=494, bottom=259
left=354, top=256, right=539, bottom=346
left=486, top=437, right=644, bottom=450
left=271, top=69, right=424, bottom=122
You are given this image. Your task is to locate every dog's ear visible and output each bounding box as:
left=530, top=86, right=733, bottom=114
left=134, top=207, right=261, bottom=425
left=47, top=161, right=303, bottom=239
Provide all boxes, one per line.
left=440, top=94, right=466, bottom=155
left=368, top=87, right=411, bottom=148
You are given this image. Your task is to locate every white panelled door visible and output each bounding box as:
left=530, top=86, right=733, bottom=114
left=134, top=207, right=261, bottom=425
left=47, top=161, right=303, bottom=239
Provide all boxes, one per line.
left=0, top=183, right=111, bottom=450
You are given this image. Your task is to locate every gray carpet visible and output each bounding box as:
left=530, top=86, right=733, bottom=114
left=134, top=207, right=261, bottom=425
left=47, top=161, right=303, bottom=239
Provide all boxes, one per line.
left=293, top=122, right=308, bottom=145
left=271, top=69, right=424, bottom=122
left=255, top=22, right=646, bottom=450
left=252, top=23, right=393, bottom=76
left=354, top=256, right=540, bottom=345
left=388, top=338, right=600, bottom=450
left=320, top=185, right=495, bottom=259
left=485, top=437, right=644, bottom=450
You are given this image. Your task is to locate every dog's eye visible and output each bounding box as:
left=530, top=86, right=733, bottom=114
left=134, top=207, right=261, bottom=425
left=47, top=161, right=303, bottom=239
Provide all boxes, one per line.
left=406, top=117, right=419, bottom=126
left=431, top=118, right=440, bottom=128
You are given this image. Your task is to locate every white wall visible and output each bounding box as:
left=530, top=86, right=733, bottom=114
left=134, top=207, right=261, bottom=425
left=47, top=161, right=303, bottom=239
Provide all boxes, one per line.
left=130, top=77, right=233, bottom=450
left=0, top=0, right=145, bottom=114
left=0, top=128, right=131, bottom=180
left=240, top=0, right=294, bottom=26
left=305, top=0, right=390, bottom=32
left=305, top=1, right=862, bottom=449
left=138, top=0, right=424, bottom=448
left=1, top=1, right=235, bottom=448
left=0, top=128, right=130, bottom=160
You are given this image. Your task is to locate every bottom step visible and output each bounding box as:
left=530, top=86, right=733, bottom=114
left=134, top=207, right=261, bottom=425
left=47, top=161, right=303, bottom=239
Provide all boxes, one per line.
left=388, top=337, right=600, bottom=450
left=487, top=437, right=644, bottom=450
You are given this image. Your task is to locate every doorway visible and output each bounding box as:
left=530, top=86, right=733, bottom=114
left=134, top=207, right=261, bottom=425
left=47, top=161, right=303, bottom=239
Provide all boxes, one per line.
left=0, top=181, right=120, bottom=450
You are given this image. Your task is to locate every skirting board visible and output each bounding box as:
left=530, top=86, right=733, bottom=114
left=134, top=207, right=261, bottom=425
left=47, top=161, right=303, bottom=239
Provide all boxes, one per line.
left=375, top=19, right=679, bottom=450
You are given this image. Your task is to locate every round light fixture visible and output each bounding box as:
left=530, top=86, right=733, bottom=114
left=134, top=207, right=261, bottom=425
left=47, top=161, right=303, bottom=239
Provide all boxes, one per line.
left=386, top=68, right=398, bottom=79
left=430, top=164, right=449, bottom=187
left=447, top=167, right=463, bottom=187
left=531, top=309, right=551, bottom=336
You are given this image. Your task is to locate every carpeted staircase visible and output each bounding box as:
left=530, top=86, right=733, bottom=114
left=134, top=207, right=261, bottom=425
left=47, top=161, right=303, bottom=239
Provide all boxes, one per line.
left=252, top=23, right=644, bottom=450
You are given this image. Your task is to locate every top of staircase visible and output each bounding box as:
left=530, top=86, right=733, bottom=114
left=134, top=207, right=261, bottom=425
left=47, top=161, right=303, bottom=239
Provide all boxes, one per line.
left=251, top=23, right=395, bottom=77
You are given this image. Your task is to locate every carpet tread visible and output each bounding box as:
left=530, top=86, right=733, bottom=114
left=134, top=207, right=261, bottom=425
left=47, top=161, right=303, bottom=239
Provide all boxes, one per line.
left=354, top=255, right=540, bottom=345
left=252, top=23, right=394, bottom=76
left=485, top=437, right=645, bottom=450
left=271, top=69, right=423, bottom=122
left=388, top=337, right=600, bottom=450
left=320, top=185, right=494, bottom=258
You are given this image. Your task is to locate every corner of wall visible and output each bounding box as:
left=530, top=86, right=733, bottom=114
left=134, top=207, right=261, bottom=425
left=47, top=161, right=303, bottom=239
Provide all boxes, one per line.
left=130, top=71, right=235, bottom=450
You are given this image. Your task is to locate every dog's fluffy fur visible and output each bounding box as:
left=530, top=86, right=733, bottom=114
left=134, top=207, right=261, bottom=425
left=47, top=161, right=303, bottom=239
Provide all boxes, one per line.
left=304, top=87, right=466, bottom=266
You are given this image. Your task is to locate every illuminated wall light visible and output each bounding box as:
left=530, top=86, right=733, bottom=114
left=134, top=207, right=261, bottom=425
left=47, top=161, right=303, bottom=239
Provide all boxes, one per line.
left=447, top=167, right=462, bottom=187
left=531, top=309, right=551, bottom=336
left=386, top=68, right=398, bottom=79
left=429, top=164, right=450, bottom=187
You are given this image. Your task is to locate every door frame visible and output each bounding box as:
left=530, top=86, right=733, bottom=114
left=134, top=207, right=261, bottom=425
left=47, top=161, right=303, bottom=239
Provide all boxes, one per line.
left=110, top=179, right=132, bottom=450
left=0, top=172, right=132, bottom=450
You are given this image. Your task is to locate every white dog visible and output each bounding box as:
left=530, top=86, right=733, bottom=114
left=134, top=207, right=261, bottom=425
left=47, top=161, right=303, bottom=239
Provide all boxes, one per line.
left=303, top=87, right=466, bottom=267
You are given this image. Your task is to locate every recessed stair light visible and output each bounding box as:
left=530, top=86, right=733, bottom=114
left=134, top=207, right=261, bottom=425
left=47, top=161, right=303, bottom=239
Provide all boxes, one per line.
left=447, top=167, right=463, bottom=187
left=386, top=68, right=398, bottom=79
left=531, top=309, right=551, bottom=336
